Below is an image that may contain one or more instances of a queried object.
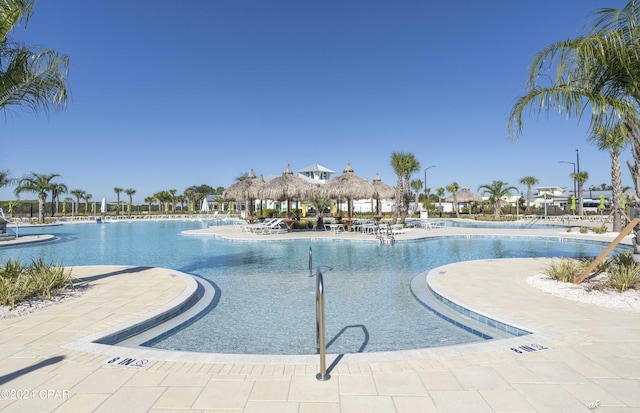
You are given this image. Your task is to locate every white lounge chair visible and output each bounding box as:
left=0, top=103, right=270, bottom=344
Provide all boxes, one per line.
left=256, top=218, right=286, bottom=234
left=245, top=218, right=278, bottom=233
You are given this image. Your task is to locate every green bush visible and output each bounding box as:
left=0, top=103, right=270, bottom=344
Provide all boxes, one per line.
left=543, top=258, right=584, bottom=282
left=592, top=226, right=607, bottom=234
left=0, top=259, right=74, bottom=308
left=579, top=227, right=589, bottom=234
left=608, top=265, right=640, bottom=292
left=611, top=250, right=635, bottom=268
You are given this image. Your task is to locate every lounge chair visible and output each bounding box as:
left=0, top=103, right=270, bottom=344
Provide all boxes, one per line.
left=255, top=218, right=286, bottom=234
left=245, top=218, right=278, bottom=233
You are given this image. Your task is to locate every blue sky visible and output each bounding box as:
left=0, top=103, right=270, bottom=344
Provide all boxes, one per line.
left=0, top=0, right=630, bottom=204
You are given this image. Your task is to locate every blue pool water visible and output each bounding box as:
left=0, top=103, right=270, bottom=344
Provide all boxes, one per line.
left=0, top=221, right=616, bottom=355
left=436, top=219, right=570, bottom=229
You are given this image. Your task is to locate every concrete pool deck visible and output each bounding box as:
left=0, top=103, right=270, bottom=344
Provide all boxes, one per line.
left=0, top=222, right=639, bottom=412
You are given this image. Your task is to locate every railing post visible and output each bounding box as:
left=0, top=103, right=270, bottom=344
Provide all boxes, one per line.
left=316, top=268, right=330, bottom=381
left=309, top=247, right=313, bottom=277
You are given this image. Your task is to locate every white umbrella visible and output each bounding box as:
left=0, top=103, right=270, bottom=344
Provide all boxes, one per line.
left=201, top=198, right=210, bottom=212
left=100, top=197, right=107, bottom=214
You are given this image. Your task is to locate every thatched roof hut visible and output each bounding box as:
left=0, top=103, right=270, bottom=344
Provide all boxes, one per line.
left=259, top=164, right=317, bottom=217
left=319, top=163, right=375, bottom=218
left=445, top=188, right=482, bottom=203
left=222, top=169, right=264, bottom=216
left=372, top=172, right=395, bottom=215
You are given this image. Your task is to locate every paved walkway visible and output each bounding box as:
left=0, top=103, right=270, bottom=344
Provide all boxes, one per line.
left=0, top=220, right=639, bottom=412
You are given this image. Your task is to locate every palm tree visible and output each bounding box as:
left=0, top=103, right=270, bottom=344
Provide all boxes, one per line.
left=14, top=172, right=61, bottom=223
left=0, top=170, right=13, bottom=188
left=309, top=198, right=332, bottom=229
left=125, top=188, right=136, bottom=217
left=390, top=152, right=420, bottom=224
left=168, top=189, right=177, bottom=212
left=390, top=152, right=405, bottom=224
left=446, top=182, right=460, bottom=218
left=69, top=189, right=84, bottom=216
left=144, top=196, right=155, bottom=214
left=519, top=176, right=538, bottom=214
left=0, top=0, right=70, bottom=117
left=83, top=193, right=92, bottom=214
left=436, top=187, right=445, bottom=216
left=183, top=189, right=195, bottom=213
left=571, top=171, right=590, bottom=217
left=507, top=1, right=640, bottom=260
left=398, top=155, right=420, bottom=223
left=477, top=181, right=518, bottom=219
left=589, top=123, right=628, bottom=231
left=113, top=187, right=123, bottom=214
left=410, top=179, right=423, bottom=216
left=50, top=182, right=67, bottom=217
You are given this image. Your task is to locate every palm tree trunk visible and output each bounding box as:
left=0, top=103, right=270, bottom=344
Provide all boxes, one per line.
left=392, top=175, right=402, bottom=225
left=38, top=192, right=46, bottom=224
left=625, top=124, right=640, bottom=263
left=611, top=151, right=622, bottom=232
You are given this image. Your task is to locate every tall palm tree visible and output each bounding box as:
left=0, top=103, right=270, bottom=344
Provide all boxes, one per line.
left=125, top=188, right=136, bottom=217
left=436, top=187, right=445, bottom=216
left=113, top=187, right=123, bottom=214
left=508, top=1, right=640, bottom=259
left=69, top=189, right=84, bottom=215
left=50, top=182, right=67, bottom=217
left=0, top=0, right=70, bottom=117
left=571, top=171, right=590, bottom=217
left=168, top=189, right=177, bottom=212
left=144, top=196, right=155, bottom=214
left=390, top=152, right=405, bottom=224
left=14, top=172, right=61, bottom=223
left=446, top=182, right=460, bottom=218
left=401, top=154, right=420, bottom=223
left=183, top=189, right=195, bottom=213
left=589, top=123, right=628, bottom=231
left=83, top=193, right=92, bottom=214
left=519, top=176, right=538, bottom=214
left=410, top=179, right=423, bottom=216
left=477, top=181, right=518, bottom=219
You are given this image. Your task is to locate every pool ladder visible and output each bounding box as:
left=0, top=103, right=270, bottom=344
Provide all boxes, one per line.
left=315, top=267, right=330, bottom=381
left=310, top=247, right=330, bottom=381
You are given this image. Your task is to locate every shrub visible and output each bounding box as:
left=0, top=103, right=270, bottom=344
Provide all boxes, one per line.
left=592, top=226, right=607, bottom=234
left=579, top=227, right=589, bottom=234
left=610, top=250, right=635, bottom=268
left=608, top=265, right=640, bottom=292
left=0, top=259, right=74, bottom=308
left=543, top=258, right=584, bottom=282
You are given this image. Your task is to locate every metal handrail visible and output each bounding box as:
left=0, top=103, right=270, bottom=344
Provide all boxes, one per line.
left=315, top=268, right=330, bottom=381
left=309, top=247, right=313, bottom=277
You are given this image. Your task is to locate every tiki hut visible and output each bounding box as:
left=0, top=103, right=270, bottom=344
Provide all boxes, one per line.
left=259, top=164, right=317, bottom=218
left=445, top=188, right=482, bottom=216
left=319, top=163, right=375, bottom=219
left=222, top=169, right=264, bottom=217
left=372, top=173, right=395, bottom=216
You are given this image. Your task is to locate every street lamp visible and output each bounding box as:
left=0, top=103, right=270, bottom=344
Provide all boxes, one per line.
left=560, top=160, right=577, bottom=214
left=559, top=160, right=577, bottom=194
left=423, top=165, right=436, bottom=201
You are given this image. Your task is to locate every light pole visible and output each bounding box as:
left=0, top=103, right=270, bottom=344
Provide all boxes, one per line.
left=560, top=160, right=577, bottom=214
left=423, top=165, right=436, bottom=201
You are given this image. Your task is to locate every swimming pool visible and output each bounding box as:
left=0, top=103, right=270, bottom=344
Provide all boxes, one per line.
left=0, top=221, right=616, bottom=355
left=435, top=219, right=570, bottom=229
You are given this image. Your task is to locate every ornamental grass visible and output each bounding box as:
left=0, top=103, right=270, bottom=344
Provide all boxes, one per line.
left=0, top=259, right=74, bottom=308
